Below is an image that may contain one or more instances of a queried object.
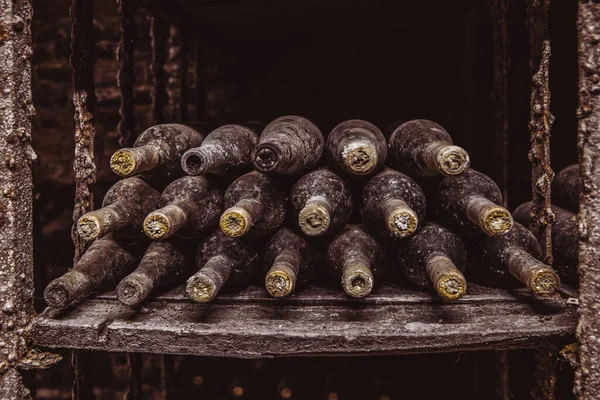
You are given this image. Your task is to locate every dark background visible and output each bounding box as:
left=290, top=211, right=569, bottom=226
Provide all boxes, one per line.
left=29, top=0, right=578, bottom=398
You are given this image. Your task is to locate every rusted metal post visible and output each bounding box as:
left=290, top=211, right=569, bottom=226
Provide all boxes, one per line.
left=151, top=16, right=167, bottom=125
left=117, top=0, right=137, bottom=148
left=0, top=0, right=35, bottom=397
left=576, top=2, right=600, bottom=398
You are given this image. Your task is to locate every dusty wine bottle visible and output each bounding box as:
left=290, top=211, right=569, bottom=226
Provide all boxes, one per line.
left=44, top=235, right=142, bottom=308
left=220, top=171, right=287, bottom=238
left=552, top=164, right=580, bottom=212
left=326, top=119, right=387, bottom=177
left=251, top=115, right=324, bottom=175
left=77, top=177, right=160, bottom=241
left=290, top=169, right=352, bottom=237
left=181, top=124, right=259, bottom=176
left=110, top=124, right=204, bottom=179
left=277, top=374, right=295, bottom=400
left=393, top=222, right=467, bottom=300
left=186, top=231, right=258, bottom=303
left=325, top=225, right=385, bottom=298
left=143, top=176, right=222, bottom=240
left=388, top=119, right=470, bottom=177
left=361, top=168, right=426, bottom=238
left=117, top=239, right=190, bottom=307
left=434, top=169, right=513, bottom=236
left=263, top=227, right=320, bottom=298
left=468, top=222, right=560, bottom=295
left=513, top=201, right=578, bottom=286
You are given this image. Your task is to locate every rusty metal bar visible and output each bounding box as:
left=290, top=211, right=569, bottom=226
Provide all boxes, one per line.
left=531, top=345, right=559, bottom=399
left=576, top=2, right=600, bottom=398
left=70, top=0, right=96, bottom=262
left=488, top=0, right=509, bottom=204
left=0, top=0, right=36, bottom=397
left=124, top=353, right=142, bottom=400
left=526, top=0, right=555, bottom=266
left=151, top=16, right=167, bottom=125
left=117, top=0, right=138, bottom=148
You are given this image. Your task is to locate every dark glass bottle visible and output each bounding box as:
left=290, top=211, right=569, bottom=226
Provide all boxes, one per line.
left=326, top=119, right=387, bottom=177
left=361, top=168, right=426, bottom=238
left=392, top=222, right=467, bottom=300
left=434, top=169, right=513, bottom=236
left=552, top=164, right=580, bottom=212
left=181, top=124, right=258, bottom=177
left=186, top=231, right=258, bottom=303
left=143, top=176, right=222, bottom=240
left=325, top=225, right=385, bottom=298
left=513, top=201, right=578, bottom=287
left=220, top=171, right=287, bottom=238
left=251, top=116, right=324, bottom=175
left=77, top=177, right=160, bottom=241
left=290, top=169, right=352, bottom=237
left=467, top=222, right=560, bottom=295
left=117, top=239, right=190, bottom=307
left=263, top=227, right=320, bottom=298
left=388, top=119, right=470, bottom=177
left=44, top=234, right=143, bottom=308
left=110, top=124, right=204, bottom=180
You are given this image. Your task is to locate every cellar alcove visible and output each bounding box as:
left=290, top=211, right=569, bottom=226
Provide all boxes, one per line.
left=6, top=0, right=590, bottom=397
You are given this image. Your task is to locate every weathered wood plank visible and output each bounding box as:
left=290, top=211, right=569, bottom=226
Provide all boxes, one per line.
left=33, top=285, right=577, bottom=358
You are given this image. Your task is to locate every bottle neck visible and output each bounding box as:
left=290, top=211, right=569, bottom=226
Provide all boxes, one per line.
left=181, top=144, right=228, bottom=176
left=265, top=250, right=302, bottom=298
left=220, top=198, right=262, bottom=237
left=144, top=201, right=190, bottom=240
left=339, top=137, right=378, bottom=176
left=341, top=256, right=374, bottom=298
left=422, top=141, right=470, bottom=176
left=425, top=254, right=467, bottom=300
left=252, top=140, right=294, bottom=173
left=298, top=196, right=332, bottom=236
left=44, top=270, right=92, bottom=308
left=383, top=198, right=419, bottom=238
left=506, top=250, right=559, bottom=296
left=110, top=144, right=162, bottom=177
left=465, top=195, right=513, bottom=236
left=186, top=255, right=235, bottom=302
left=77, top=200, right=132, bottom=241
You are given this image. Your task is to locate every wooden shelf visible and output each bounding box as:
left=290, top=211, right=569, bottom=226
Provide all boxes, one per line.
left=33, top=284, right=577, bottom=358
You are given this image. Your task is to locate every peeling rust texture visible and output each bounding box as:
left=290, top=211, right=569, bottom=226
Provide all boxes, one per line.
left=70, top=0, right=97, bottom=262
left=576, top=3, right=600, bottom=399
left=527, top=0, right=555, bottom=266
left=0, top=0, right=35, bottom=397
left=531, top=345, right=558, bottom=400
left=151, top=16, right=167, bottom=125
left=117, top=0, right=138, bottom=148
left=164, top=25, right=184, bottom=122
left=488, top=0, right=509, bottom=203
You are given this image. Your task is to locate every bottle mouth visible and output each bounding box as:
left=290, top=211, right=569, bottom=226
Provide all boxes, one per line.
left=110, top=149, right=137, bottom=177
left=436, top=275, right=467, bottom=300
left=44, top=281, right=71, bottom=309
left=342, top=264, right=373, bottom=298
left=77, top=215, right=102, bottom=241
left=343, top=143, right=378, bottom=175
left=436, top=145, right=470, bottom=176
left=186, top=273, right=218, bottom=303
left=265, top=270, right=294, bottom=298
left=386, top=209, right=418, bottom=238
left=144, top=213, right=171, bottom=239
left=181, top=150, right=207, bottom=176
left=298, top=203, right=331, bottom=236
left=116, top=277, right=149, bottom=307
left=252, top=143, right=280, bottom=172
left=530, top=269, right=560, bottom=296
left=220, top=207, right=252, bottom=237
left=483, top=208, right=513, bottom=236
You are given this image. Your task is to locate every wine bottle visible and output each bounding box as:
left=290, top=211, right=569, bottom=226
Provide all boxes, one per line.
left=388, top=119, right=470, bottom=177
left=44, top=235, right=143, bottom=308
left=263, top=228, right=320, bottom=298
left=468, top=222, right=560, bottom=295
left=392, top=222, right=467, bottom=300
left=186, top=231, right=258, bottom=303
left=552, top=164, right=580, bottom=212
left=117, top=239, right=190, bottom=307
left=434, top=169, right=513, bottom=236
left=326, top=119, right=387, bottom=177
left=277, top=374, right=295, bottom=400
left=251, top=116, right=324, bottom=175
left=220, top=171, right=287, bottom=238
left=110, top=124, right=204, bottom=179
left=361, top=168, right=426, bottom=238
left=513, top=201, right=578, bottom=286
left=325, top=225, right=385, bottom=298
left=290, top=169, right=352, bottom=237
left=77, top=177, right=160, bottom=241
left=143, top=176, right=222, bottom=240
left=181, top=124, right=258, bottom=177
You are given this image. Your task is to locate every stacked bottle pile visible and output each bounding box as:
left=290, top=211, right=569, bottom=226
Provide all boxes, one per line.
left=44, top=116, right=572, bottom=310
